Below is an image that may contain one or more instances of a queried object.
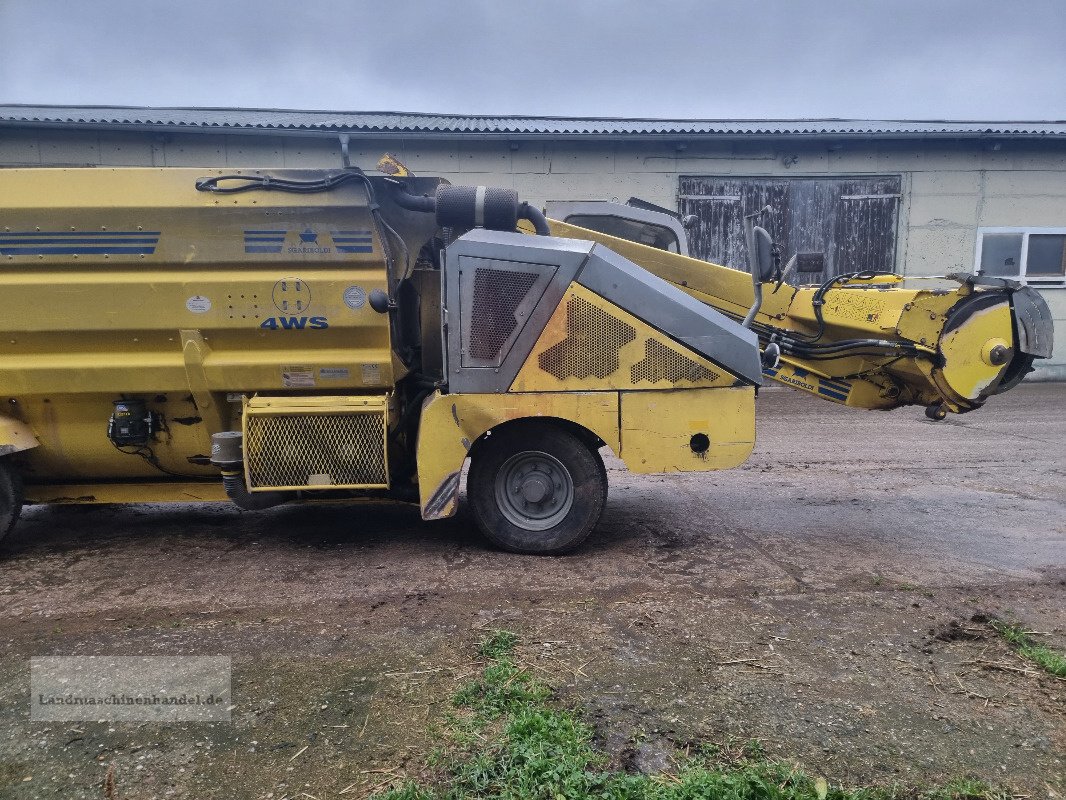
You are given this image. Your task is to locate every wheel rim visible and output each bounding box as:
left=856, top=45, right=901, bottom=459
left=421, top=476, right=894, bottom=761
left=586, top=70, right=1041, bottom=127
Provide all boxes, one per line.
left=493, top=450, right=575, bottom=531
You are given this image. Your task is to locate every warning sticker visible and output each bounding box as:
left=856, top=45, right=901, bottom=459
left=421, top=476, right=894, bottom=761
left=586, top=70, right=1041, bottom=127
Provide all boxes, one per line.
left=319, top=367, right=350, bottom=380
left=360, top=363, right=381, bottom=385
left=281, top=365, right=315, bottom=388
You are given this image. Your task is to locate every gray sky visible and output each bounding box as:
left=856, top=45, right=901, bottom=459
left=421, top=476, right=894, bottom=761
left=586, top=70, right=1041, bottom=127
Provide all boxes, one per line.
left=1, top=0, right=1064, bottom=120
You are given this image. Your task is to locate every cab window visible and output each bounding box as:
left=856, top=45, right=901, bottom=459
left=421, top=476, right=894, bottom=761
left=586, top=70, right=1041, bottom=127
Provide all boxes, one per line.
left=565, top=214, right=681, bottom=253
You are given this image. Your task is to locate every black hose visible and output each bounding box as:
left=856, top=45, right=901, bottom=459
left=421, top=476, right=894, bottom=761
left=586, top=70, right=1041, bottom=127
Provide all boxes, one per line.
left=195, top=172, right=369, bottom=194
left=221, top=472, right=289, bottom=511
left=518, top=201, right=550, bottom=236
left=784, top=338, right=919, bottom=355
left=390, top=185, right=437, bottom=213
left=389, top=181, right=550, bottom=236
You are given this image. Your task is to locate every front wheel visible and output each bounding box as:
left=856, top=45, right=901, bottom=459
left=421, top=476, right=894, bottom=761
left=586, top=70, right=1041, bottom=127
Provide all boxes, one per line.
left=467, top=423, right=607, bottom=555
left=0, top=459, right=24, bottom=543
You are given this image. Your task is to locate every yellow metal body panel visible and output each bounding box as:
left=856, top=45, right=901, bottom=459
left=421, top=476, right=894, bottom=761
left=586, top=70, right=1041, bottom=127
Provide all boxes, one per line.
left=0, top=414, right=39, bottom=455
left=0, top=168, right=396, bottom=487
left=937, top=302, right=1015, bottom=401
left=13, top=394, right=217, bottom=483
left=620, top=387, right=755, bottom=473
left=24, top=481, right=228, bottom=504
left=761, top=360, right=894, bottom=409
left=415, top=384, right=756, bottom=520
left=510, top=283, right=738, bottom=393
left=416, top=391, right=620, bottom=520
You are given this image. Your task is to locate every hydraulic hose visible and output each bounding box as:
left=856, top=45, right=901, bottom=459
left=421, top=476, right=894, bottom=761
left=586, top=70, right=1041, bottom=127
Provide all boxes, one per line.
left=518, top=201, right=550, bottom=236
left=390, top=185, right=437, bottom=213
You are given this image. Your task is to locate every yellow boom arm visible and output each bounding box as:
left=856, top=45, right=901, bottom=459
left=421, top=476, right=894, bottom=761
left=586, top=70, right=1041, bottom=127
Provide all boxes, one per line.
left=546, top=218, right=1053, bottom=416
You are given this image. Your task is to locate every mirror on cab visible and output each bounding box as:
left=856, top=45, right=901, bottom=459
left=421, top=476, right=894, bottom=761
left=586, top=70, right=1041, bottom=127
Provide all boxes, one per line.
left=751, top=226, right=776, bottom=283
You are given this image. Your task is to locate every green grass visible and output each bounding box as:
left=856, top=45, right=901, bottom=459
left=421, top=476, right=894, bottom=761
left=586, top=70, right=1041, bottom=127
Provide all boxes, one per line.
left=990, top=619, right=1066, bottom=678
left=373, top=630, right=1009, bottom=800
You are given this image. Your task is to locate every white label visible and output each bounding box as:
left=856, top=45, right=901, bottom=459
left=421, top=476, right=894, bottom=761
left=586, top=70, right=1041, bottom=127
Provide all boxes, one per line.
left=281, top=366, right=315, bottom=388
left=186, top=295, right=212, bottom=314
left=343, top=285, right=367, bottom=310
left=319, top=367, right=350, bottom=380
left=361, top=363, right=381, bottom=384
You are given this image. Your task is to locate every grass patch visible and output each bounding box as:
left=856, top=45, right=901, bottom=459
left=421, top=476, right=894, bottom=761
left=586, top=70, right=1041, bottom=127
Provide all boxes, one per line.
left=990, top=618, right=1066, bottom=678
left=374, top=630, right=1009, bottom=800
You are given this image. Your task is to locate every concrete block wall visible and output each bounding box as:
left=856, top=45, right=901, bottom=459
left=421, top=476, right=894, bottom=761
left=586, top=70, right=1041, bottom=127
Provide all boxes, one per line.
left=1, top=127, right=1063, bottom=370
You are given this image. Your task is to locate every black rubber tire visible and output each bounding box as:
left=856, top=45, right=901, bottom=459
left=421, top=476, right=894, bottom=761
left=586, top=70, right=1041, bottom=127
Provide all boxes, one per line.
left=0, top=459, right=24, bottom=543
left=925, top=403, right=948, bottom=421
left=468, top=423, right=607, bottom=555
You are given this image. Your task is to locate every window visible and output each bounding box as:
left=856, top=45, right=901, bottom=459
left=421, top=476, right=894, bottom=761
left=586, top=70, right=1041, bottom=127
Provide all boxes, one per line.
left=563, top=214, right=681, bottom=253
left=679, top=175, right=901, bottom=280
left=975, top=228, right=1066, bottom=287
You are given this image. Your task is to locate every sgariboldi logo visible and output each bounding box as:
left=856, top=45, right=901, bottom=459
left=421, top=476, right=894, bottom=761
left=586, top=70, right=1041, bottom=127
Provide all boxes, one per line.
left=288, top=229, right=331, bottom=255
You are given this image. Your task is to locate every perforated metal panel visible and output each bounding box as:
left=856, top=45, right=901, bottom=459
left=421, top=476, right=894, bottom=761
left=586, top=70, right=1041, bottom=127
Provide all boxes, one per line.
left=457, top=254, right=558, bottom=370
left=512, top=284, right=735, bottom=393
left=538, top=295, right=636, bottom=379
left=244, top=403, right=388, bottom=490
left=468, top=267, right=539, bottom=360
left=631, top=338, right=720, bottom=384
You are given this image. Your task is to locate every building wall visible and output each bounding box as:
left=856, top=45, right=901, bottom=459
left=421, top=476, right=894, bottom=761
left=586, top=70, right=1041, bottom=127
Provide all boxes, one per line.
left=1, top=128, right=1064, bottom=370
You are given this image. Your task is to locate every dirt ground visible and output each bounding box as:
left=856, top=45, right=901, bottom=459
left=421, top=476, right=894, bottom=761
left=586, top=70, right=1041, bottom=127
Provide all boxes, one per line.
left=0, top=385, right=1063, bottom=799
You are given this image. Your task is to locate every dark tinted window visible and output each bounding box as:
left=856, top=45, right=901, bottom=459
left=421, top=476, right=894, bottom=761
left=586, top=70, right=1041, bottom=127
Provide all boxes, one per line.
left=565, top=215, right=680, bottom=253
left=980, top=233, right=1023, bottom=276
left=1026, top=234, right=1066, bottom=277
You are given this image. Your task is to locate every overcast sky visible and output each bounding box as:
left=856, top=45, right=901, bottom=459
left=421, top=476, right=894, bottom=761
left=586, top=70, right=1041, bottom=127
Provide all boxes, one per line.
left=1, top=0, right=1064, bottom=120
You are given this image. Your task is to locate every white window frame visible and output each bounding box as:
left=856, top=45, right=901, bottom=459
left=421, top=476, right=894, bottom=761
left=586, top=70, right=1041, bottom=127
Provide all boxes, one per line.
left=974, top=227, right=1066, bottom=288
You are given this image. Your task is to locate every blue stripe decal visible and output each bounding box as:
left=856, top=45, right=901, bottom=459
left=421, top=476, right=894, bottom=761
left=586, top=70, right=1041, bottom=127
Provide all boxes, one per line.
left=335, top=245, right=374, bottom=253
left=0, top=246, right=156, bottom=255
left=243, top=237, right=285, bottom=242
left=0, top=238, right=159, bottom=245
left=820, top=380, right=851, bottom=393
left=332, top=236, right=373, bottom=242
left=331, top=230, right=372, bottom=235
left=3, top=231, right=161, bottom=237
left=244, top=230, right=287, bottom=234
left=244, top=246, right=283, bottom=254
left=817, top=386, right=849, bottom=401
left=792, top=366, right=809, bottom=378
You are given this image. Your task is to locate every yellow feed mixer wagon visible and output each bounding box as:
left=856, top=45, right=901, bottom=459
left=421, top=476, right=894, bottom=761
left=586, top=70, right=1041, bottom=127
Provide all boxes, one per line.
left=0, top=162, right=1052, bottom=552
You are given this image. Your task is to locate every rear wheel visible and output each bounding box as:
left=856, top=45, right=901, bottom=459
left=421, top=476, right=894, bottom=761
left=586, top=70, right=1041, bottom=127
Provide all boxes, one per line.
left=468, top=423, right=607, bottom=554
left=0, top=460, right=24, bottom=543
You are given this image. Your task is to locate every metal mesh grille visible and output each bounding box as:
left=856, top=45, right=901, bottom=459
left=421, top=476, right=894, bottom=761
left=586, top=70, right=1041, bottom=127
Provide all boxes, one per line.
left=631, top=338, right=720, bottom=384
left=468, top=267, right=539, bottom=360
left=539, top=295, right=636, bottom=379
left=245, top=412, right=387, bottom=488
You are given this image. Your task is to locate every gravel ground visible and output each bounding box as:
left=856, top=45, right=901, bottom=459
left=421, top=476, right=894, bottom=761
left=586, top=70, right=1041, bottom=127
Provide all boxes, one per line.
left=0, top=384, right=1063, bottom=799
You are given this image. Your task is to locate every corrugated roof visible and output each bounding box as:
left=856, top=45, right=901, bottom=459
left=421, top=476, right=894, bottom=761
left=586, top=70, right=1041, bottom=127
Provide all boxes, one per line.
left=2, top=104, right=1065, bottom=139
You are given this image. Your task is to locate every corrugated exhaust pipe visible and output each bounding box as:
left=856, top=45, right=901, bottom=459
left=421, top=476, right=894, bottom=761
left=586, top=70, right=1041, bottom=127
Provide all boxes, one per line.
left=210, top=431, right=288, bottom=511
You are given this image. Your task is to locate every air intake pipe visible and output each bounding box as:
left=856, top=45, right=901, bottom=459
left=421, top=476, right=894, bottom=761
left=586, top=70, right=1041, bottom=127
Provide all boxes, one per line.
left=390, top=182, right=550, bottom=235
left=210, top=431, right=288, bottom=511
